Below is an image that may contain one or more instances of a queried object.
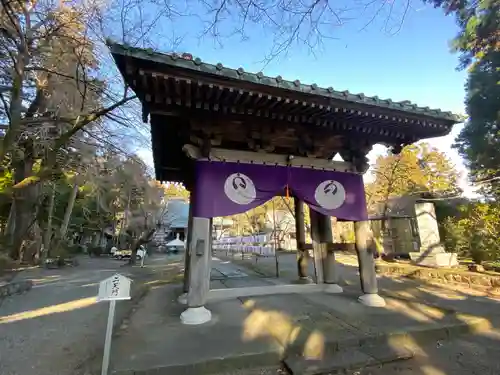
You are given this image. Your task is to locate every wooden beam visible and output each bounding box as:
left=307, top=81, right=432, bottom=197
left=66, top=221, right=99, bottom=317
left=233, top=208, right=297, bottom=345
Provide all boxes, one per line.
left=150, top=106, right=418, bottom=147
left=135, top=70, right=454, bottom=131
left=182, top=144, right=355, bottom=172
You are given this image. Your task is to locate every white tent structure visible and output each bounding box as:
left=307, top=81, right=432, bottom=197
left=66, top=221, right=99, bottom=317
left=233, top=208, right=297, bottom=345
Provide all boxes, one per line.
left=166, top=233, right=186, bottom=251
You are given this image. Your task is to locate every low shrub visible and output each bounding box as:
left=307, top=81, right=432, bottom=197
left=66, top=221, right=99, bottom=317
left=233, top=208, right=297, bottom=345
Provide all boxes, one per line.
left=0, top=252, right=13, bottom=275
left=87, top=245, right=103, bottom=257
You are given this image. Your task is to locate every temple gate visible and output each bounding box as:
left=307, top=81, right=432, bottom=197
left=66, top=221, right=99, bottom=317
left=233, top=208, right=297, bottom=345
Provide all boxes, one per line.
left=109, top=43, right=460, bottom=325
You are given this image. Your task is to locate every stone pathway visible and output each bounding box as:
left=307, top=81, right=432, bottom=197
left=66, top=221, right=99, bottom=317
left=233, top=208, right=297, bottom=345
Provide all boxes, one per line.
left=212, top=257, right=249, bottom=279
left=342, top=329, right=500, bottom=375
left=214, top=251, right=360, bottom=283
left=109, top=253, right=500, bottom=375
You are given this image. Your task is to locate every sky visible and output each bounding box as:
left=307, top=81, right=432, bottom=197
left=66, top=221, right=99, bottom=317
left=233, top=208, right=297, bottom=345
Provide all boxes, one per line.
left=134, top=2, right=471, bottom=194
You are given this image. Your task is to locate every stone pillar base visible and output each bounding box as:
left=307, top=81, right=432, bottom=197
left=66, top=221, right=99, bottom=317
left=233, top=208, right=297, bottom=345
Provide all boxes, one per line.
left=295, top=276, right=313, bottom=284
left=177, top=292, right=188, bottom=305
left=358, top=293, right=386, bottom=307
left=180, top=306, right=212, bottom=325
left=324, top=284, right=343, bottom=293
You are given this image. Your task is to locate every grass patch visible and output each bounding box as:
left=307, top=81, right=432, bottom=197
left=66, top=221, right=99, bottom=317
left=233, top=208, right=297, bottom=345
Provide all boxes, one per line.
left=144, top=271, right=184, bottom=287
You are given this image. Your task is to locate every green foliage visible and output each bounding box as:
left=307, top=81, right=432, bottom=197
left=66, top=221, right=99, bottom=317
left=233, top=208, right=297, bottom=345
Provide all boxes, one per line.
left=225, top=196, right=300, bottom=236
left=427, top=0, right=500, bottom=198
left=442, top=202, right=500, bottom=263
left=454, top=51, right=500, bottom=197
left=71, top=154, right=163, bottom=238
left=36, top=153, right=164, bottom=250
left=426, top=0, right=499, bottom=68
left=0, top=169, right=13, bottom=193
left=163, top=183, right=190, bottom=201
left=366, top=143, right=462, bottom=210
left=334, top=221, right=355, bottom=243
left=0, top=169, right=13, bottom=222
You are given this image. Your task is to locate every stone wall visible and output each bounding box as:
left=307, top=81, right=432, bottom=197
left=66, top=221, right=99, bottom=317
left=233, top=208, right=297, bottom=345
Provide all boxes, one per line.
left=376, top=263, right=500, bottom=289
left=0, top=280, right=33, bottom=298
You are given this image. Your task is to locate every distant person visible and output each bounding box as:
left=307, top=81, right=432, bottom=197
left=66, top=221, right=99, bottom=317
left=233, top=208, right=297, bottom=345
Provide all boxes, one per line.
left=110, top=246, right=118, bottom=256
left=138, top=245, right=147, bottom=267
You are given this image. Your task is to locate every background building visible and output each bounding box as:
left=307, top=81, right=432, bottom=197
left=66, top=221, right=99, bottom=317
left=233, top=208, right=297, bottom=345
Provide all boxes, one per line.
left=154, top=198, right=189, bottom=249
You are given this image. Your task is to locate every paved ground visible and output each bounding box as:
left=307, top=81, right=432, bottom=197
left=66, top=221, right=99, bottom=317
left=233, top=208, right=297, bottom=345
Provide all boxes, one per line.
left=221, top=251, right=357, bottom=279
left=109, top=255, right=500, bottom=375
left=212, top=253, right=500, bottom=375
left=345, top=331, right=500, bottom=375
left=213, top=334, right=500, bottom=375
left=221, top=250, right=500, bottom=306
left=0, top=254, right=180, bottom=375
left=220, top=250, right=359, bottom=282
left=4, top=252, right=500, bottom=375
left=214, top=331, right=500, bottom=375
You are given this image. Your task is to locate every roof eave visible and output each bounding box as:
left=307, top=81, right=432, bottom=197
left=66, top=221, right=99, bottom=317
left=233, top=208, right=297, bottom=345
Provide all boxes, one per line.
left=109, top=42, right=461, bottom=125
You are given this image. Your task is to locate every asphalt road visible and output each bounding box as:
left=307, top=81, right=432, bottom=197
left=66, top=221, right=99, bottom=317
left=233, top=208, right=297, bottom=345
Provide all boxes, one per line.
left=0, top=256, right=135, bottom=375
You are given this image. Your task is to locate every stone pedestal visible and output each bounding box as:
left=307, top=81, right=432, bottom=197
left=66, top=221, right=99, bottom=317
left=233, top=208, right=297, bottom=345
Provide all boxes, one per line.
left=409, top=202, right=458, bottom=268
left=358, top=293, right=386, bottom=307
left=410, top=252, right=459, bottom=267
left=180, top=306, right=212, bottom=325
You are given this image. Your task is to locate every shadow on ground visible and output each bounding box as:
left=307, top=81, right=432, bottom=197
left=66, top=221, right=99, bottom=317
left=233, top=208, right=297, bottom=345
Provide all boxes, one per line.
left=108, top=252, right=500, bottom=375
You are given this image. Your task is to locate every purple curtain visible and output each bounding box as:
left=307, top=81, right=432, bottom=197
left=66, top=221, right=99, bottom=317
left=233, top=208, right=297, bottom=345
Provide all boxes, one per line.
left=193, top=161, right=367, bottom=221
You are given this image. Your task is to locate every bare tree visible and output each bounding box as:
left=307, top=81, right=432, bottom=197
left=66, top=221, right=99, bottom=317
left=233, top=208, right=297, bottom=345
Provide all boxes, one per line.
left=199, top=0, right=418, bottom=62
left=0, top=0, right=179, bottom=261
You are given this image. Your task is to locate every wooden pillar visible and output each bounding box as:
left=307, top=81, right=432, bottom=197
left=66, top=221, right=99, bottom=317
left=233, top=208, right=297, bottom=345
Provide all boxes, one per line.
left=319, top=215, right=338, bottom=285
left=183, top=203, right=194, bottom=292
left=180, top=191, right=213, bottom=324
left=309, top=209, right=324, bottom=284
left=354, top=220, right=386, bottom=307
left=294, top=197, right=310, bottom=282
left=178, top=198, right=194, bottom=305
left=316, top=214, right=343, bottom=293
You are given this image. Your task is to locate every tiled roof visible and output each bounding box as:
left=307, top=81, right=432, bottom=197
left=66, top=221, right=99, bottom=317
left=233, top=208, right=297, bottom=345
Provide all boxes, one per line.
left=108, top=41, right=461, bottom=124
left=162, top=199, right=189, bottom=228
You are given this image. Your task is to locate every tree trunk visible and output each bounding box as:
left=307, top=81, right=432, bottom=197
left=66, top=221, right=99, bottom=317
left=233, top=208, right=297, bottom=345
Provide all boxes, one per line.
left=42, top=182, right=56, bottom=259
left=119, top=190, right=132, bottom=240
left=4, top=200, right=15, bottom=239
left=32, top=217, right=42, bottom=263
left=11, top=153, right=38, bottom=262
left=59, top=182, right=78, bottom=240
left=128, top=228, right=156, bottom=265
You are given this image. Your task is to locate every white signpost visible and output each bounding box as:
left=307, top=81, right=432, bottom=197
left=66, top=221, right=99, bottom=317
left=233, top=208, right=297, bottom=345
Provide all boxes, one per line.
left=97, top=274, right=131, bottom=375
